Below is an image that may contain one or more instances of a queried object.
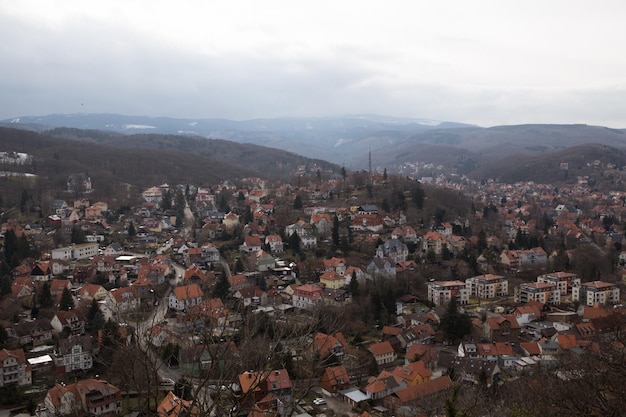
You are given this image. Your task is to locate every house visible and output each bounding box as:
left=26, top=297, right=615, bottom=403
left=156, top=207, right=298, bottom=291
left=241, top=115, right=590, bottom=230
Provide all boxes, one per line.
left=78, top=284, right=108, bottom=301
left=285, top=220, right=309, bottom=237
left=157, top=391, right=197, bottom=417
left=201, top=243, right=221, bottom=264
left=228, top=274, right=252, bottom=292
left=30, top=261, right=52, bottom=281
left=67, top=173, right=92, bottom=194
left=465, top=274, right=508, bottom=300
left=391, top=225, right=418, bottom=244
left=376, top=238, right=409, bottom=262
left=320, top=365, right=350, bottom=394
left=427, top=280, right=470, bottom=306
left=8, top=319, right=54, bottom=347
left=178, top=341, right=238, bottom=378
left=108, top=286, right=141, bottom=313
left=137, top=263, right=168, bottom=286
left=44, top=379, right=121, bottom=416
left=364, top=370, right=406, bottom=400
left=422, top=231, right=444, bottom=255
left=320, top=270, right=345, bottom=290
left=264, top=235, right=284, bottom=253
left=183, top=247, right=203, bottom=266
left=384, top=376, right=452, bottom=412
left=169, top=284, right=203, bottom=311
left=368, top=341, right=397, bottom=366
left=240, top=235, right=263, bottom=253
left=514, top=282, right=561, bottom=305
left=351, top=213, right=384, bottom=233
left=51, top=243, right=99, bottom=261
left=11, top=277, right=36, bottom=300
left=238, top=369, right=292, bottom=406
left=390, top=360, right=432, bottom=387
left=0, top=348, right=31, bottom=387
left=536, top=271, right=580, bottom=294
left=311, top=332, right=350, bottom=361
left=234, top=286, right=268, bottom=307
left=366, top=257, right=396, bottom=279
left=103, top=242, right=124, bottom=257
left=44, top=383, right=78, bottom=416
left=50, top=279, right=73, bottom=298
left=300, top=234, right=317, bottom=249
left=451, top=357, right=501, bottom=387
left=323, top=257, right=347, bottom=276
left=55, top=335, right=94, bottom=373
left=572, top=281, right=621, bottom=306
left=51, top=310, right=86, bottom=336
left=310, top=213, right=333, bottom=235
left=405, top=344, right=439, bottom=370
left=292, top=284, right=324, bottom=310
left=255, top=250, right=276, bottom=272
left=483, top=315, right=521, bottom=342
left=222, top=211, right=240, bottom=230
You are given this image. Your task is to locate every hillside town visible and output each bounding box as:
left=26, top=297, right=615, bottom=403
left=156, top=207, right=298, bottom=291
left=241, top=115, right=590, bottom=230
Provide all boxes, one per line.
left=1, top=157, right=626, bottom=417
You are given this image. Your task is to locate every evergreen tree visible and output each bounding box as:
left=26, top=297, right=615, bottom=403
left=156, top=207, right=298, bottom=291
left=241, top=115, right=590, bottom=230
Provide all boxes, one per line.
left=213, top=273, right=231, bottom=302
left=38, top=282, right=53, bottom=308
left=234, top=257, right=244, bottom=273
left=293, top=195, right=303, bottom=210
left=71, top=226, right=86, bottom=244
left=288, top=232, right=301, bottom=254
left=59, top=287, right=75, bottom=311
left=0, top=275, right=11, bottom=296
left=332, top=215, right=340, bottom=246
left=349, top=271, right=359, bottom=297
left=161, top=190, right=172, bottom=210
left=128, top=221, right=136, bottom=237
left=3, top=230, right=18, bottom=268
left=440, top=298, right=472, bottom=344
left=412, top=184, right=425, bottom=209
left=87, top=298, right=100, bottom=323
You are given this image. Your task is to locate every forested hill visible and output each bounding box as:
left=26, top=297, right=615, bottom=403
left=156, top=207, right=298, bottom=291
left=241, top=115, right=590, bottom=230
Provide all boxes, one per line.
left=0, top=126, right=339, bottom=197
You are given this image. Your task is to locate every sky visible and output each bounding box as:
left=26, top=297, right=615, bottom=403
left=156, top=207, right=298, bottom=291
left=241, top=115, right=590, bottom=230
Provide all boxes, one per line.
left=2, top=1, right=626, bottom=127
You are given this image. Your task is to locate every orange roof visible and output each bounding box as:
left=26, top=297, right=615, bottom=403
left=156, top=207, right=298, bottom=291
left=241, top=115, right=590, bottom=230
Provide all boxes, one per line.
left=557, top=334, right=578, bottom=350
left=157, top=391, right=194, bottom=417
left=391, top=360, right=432, bottom=383
left=173, top=284, right=203, bottom=300
left=368, top=341, right=394, bottom=356
left=393, top=376, right=452, bottom=403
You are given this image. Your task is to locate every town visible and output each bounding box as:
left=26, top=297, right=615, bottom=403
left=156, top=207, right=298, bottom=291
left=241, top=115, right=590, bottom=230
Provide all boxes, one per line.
left=1, top=154, right=625, bottom=417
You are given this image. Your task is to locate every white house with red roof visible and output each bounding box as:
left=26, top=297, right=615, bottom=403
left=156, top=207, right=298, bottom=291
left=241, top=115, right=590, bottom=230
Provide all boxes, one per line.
left=169, top=284, right=204, bottom=311
left=0, top=348, right=31, bottom=387
left=572, top=281, right=621, bottom=306
left=292, top=284, right=324, bottom=310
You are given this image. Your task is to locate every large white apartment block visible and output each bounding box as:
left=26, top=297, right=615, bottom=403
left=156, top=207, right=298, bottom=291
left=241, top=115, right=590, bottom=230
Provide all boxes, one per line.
left=51, top=243, right=99, bottom=261
left=536, top=272, right=580, bottom=294
left=572, top=281, right=620, bottom=307
left=428, top=280, right=470, bottom=306
left=514, top=282, right=561, bottom=305
left=465, top=274, right=508, bottom=299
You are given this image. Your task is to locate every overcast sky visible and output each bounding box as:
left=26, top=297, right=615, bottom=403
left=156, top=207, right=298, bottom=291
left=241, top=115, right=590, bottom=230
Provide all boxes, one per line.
left=2, top=1, right=626, bottom=127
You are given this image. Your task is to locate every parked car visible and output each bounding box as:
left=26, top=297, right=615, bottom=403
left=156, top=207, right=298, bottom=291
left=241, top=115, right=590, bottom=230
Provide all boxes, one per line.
left=313, top=398, right=326, bottom=406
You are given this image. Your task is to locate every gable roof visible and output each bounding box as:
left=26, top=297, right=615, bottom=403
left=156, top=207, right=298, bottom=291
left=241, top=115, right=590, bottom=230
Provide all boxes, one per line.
left=392, top=375, right=452, bottom=403
left=368, top=341, right=395, bottom=357
left=173, top=284, right=203, bottom=300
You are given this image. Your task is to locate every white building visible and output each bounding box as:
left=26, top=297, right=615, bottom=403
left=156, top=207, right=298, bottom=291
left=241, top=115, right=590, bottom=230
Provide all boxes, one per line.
left=465, top=274, right=508, bottom=300
left=572, top=281, right=620, bottom=307
left=51, top=243, right=99, bottom=261
left=514, top=282, right=561, bottom=305
left=428, top=280, right=470, bottom=306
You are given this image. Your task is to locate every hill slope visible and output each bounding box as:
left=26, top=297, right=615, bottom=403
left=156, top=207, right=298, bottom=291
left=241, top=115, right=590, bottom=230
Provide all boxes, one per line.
left=0, top=127, right=338, bottom=196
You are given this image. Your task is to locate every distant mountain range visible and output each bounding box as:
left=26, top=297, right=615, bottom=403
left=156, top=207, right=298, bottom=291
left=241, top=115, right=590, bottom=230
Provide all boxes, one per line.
left=3, top=113, right=626, bottom=185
